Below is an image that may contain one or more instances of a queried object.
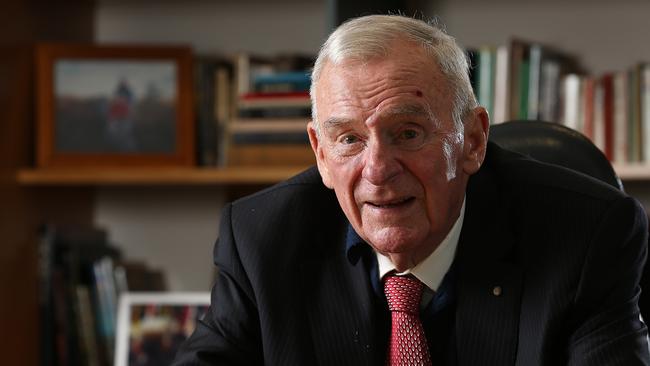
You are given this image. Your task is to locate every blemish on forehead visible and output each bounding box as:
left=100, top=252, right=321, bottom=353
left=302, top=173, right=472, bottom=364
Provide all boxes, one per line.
left=415, top=90, right=423, bottom=97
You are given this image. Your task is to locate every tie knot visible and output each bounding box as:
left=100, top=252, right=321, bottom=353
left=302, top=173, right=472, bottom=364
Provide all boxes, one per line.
left=384, top=275, right=423, bottom=314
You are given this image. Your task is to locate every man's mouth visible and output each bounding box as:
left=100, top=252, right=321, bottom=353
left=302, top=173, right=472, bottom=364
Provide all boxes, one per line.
left=367, top=197, right=415, bottom=208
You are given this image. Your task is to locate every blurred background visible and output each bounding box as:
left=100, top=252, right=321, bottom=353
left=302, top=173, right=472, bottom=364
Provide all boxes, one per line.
left=3, top=0, right=650, bottom=365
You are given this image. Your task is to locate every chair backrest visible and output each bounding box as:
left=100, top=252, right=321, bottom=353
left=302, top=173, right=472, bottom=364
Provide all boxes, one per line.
left=489, top=120, right=623, bottom=191
left=489, top=120, right=650, bottom=323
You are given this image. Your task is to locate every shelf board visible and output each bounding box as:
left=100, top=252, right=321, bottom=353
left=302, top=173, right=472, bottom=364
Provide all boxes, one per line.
left=16, top=166, right=312, bottom=186
left=613, top=164, right=650, bottom=181
left=17, top=163, right=650, bottom=186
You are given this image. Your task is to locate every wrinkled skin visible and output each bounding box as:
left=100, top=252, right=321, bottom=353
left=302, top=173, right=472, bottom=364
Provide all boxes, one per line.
left=308, top=41, right=489, bottom=271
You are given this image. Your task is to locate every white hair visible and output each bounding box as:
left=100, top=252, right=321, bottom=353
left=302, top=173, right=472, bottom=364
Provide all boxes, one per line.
left=310, top=14, right=477, bottom=131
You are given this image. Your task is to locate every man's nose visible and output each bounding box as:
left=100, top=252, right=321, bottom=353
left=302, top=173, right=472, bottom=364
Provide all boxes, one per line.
left=362, top=141, right=402, bottom=185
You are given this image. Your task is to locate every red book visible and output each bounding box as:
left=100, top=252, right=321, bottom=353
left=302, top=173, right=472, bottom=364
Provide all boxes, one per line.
left=601, top=74, right=615, bottom=161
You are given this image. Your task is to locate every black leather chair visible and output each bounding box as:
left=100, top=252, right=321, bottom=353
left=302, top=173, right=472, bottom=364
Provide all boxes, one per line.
left=489, top=120, right=623, bottom=190
left=490, top=120, right=649, bottom=321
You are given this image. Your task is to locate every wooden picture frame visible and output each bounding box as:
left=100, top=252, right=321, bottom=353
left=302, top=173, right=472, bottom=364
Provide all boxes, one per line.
left=35, top=43, right=195, bottom=167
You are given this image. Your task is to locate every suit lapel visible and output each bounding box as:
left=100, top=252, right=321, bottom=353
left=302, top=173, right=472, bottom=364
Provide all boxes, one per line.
left=300, top=216, right=386, bottom=366
left=455, top=144, right=523, bottom=366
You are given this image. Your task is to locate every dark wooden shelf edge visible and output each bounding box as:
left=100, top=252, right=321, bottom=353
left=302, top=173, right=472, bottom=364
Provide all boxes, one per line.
left=16, top=166, right=313, bottom=186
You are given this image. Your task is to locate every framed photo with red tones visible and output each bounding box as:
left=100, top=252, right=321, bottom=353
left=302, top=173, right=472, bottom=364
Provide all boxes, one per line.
left=114, top=292, right=210, bottom=366
left=35, top=43, right=195, bottom=167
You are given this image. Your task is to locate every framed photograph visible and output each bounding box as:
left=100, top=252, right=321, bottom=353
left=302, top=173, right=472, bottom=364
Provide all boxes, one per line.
left=35, top=44, right=195, bottom=167
left=115, top=292, right=210, bottom=366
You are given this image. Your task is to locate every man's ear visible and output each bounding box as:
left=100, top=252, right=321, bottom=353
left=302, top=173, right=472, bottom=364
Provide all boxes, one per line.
left=462, top=106, right=490, bottom=175
left=307, top=122, right=333, bottom=188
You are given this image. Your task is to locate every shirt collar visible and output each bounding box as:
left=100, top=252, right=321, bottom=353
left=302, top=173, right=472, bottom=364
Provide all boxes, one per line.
left=376, top=197, right=466, bottom=292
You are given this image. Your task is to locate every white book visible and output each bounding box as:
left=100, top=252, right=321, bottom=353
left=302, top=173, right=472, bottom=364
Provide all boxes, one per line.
left=493, top=45, right=510, bottom=124
left=561, top=74, right=581, bottom=131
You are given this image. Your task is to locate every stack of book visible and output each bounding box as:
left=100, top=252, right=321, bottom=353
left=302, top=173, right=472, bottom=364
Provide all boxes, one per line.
left=468, top=39, right=582, bottom=125
left=193, top=56, right=234, bottom=167
left=557, top=65, right=650, bottom=164
left=37, top=224, right=166, bottom=366
left=469, top=40, right=650, bottom=164
left=225, top=54, right=316, bottom=166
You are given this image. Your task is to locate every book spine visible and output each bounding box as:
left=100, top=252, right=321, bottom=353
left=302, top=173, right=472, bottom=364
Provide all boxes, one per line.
left=613, top=72, right=628, bottom=163
left=493, top=45, right=510, bottom=124
left=527, top=45, right=542, bottom=120
left=642, top=64, right=650, bottom=162
left=593, top=80, right=605, bottom=153
left=37, top=225, right=56, bottom=366
left=602, top=74, right=615, bottom=160
left=478, top=47, right=495, bottom=120
left=561, top=74, right=581, bottom=131
left=540, top=60, right=561, bottom=122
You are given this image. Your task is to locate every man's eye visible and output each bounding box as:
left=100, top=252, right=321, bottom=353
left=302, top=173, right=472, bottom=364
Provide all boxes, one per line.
left=400, top=129, right=419, bottom=140
left=341, top=135, right=360, bottom=144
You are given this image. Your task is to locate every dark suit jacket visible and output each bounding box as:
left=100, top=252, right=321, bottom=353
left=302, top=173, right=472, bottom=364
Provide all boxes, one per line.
left=174, top=142, right=650, bottom=365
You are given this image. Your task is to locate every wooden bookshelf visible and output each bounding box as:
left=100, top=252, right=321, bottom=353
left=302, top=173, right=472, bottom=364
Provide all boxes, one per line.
left=17, top=164, right=650, bottom=186
left=16, top=166, right=311, bottom=186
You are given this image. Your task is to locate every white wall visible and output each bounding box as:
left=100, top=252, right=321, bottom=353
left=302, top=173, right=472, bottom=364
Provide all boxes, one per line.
left=94, top=0, right=327, bottom=291
left=95, top=0, right=328, bottom=56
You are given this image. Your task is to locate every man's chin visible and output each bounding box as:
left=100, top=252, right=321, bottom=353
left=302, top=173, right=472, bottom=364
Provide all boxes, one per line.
left=369, top=238, right=419, bottom=256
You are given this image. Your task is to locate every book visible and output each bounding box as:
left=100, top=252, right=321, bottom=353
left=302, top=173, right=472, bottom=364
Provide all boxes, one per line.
left=238, top=106, right=311, bottom=119
left=613, top=72, right=628, bottom=163
left=508, top=39, right=529, bottom=120
left=582, top=77, right=595, bottom=141
left=601, top=74, right=615, bottom=160
left=75, top=286, right=101, bottom=366
left=37, top=224, right=118, bottom=366
left=238, top=91, right=311, bottom=109
left=229, top=118, right=309, bottom=133
left=493, top=44, right=510, bottom=124
left=478, top=46, right=496, bottom=120
left=527, top=44, right=542, bottom=120
left=194, top=57, right=234, bottom=166
left=253, top=71, right=311, bottom=92
left=561, top=74, right=582, bottom=132
left=628, top=65, right=643, bottom=162
left=539, top=57, right=562, bottom=122
left=642, top=64, right=650, bottom=162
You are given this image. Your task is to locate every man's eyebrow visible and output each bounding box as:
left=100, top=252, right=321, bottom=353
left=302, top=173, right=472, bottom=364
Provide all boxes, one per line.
left=322, top=116, right=354, bottom=129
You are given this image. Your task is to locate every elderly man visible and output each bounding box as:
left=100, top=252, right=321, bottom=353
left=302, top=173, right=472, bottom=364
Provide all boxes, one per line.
left=174, top=15, right=649, bottom=365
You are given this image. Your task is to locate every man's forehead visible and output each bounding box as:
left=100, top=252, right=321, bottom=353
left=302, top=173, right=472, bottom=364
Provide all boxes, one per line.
left=321, top=103, right=434, bottom=130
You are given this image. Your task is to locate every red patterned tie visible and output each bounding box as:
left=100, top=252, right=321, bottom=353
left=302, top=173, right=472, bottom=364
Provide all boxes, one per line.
left=384, top=274, right=432, bottom=366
